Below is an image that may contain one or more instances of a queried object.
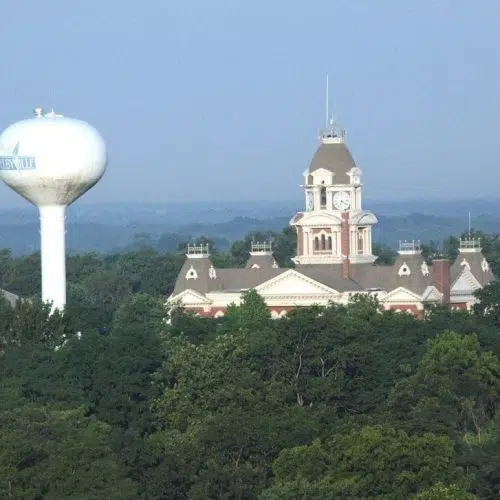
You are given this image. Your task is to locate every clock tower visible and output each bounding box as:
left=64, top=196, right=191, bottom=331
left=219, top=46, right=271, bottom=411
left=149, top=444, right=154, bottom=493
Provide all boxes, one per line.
left=290, top=115, right=378, bottom=267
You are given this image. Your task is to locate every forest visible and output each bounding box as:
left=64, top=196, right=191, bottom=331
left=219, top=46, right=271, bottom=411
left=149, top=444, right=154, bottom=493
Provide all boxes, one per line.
left=1, top=227, right=500, bottom=498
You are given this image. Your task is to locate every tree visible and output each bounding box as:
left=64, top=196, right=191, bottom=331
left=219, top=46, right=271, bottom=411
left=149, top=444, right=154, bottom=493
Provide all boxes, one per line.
left=263, top=425, right=464, bottom=499
left=1, top=252, right=41, bottom=297
left=273, top=226, right=296, bottom=268
left=474, top=279, right=500, bottom=326
left=0, top=297, right=70, bottom=349
left=224, top=289, right=271, bottom=329
left=373, top=242, right=397, bottom=265
left=388, top=331, right=500, bottom=438
left=414, top=483, right=476, bottom=499
left=0, top=405, right=136, bottom=499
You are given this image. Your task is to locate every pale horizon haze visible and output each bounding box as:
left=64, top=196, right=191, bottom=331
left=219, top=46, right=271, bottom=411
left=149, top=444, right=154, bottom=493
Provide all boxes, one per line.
left=0, top=0, right=499, bottom=208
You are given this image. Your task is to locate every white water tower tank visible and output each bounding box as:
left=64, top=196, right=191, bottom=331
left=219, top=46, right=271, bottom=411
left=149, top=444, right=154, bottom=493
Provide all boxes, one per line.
left=0, top=108, right=108, bottom=311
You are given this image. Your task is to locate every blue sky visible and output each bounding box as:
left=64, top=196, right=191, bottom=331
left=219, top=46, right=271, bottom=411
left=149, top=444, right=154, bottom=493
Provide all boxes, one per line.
left=0, top=0, right=499, bottom=207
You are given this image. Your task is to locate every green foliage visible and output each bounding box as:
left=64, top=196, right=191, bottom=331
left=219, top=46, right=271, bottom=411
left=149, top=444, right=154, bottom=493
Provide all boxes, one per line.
left=388, top=331, right=500, bottom=437
left=263, top=425, right=464, bottom=499
left=0, top=297, right=71, bottom=349
left=0, top=405, right=137, bottom=499
left=373, top=242, right=397, bottom=265
left=474, top=278, right=500, bottom=326
left=225, top=289, right=271, bottom=329
left=0, top=225, right=499, bottom=498
left=414, top=482, right=476, bottom=499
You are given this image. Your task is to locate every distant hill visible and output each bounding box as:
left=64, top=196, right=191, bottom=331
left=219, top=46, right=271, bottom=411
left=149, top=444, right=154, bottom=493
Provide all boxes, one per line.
left=0, top=198, right=499, bottom=255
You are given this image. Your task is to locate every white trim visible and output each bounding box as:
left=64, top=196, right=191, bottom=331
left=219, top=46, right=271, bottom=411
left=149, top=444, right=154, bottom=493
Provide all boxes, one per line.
left=380, top=286, right=424, bottom=307
left=421, top=285, right=442, bottom=302
left=185, top=266, right=198, bottom=280
left=290, top=211, right=342, bottom=227
left=458, top=248, right=482, bottom=254
left=321, top=136, right=344, bottom=144
left=292, top=255, right=344, bottom=265
left=256, top=269, right=340, bottom=295
left=451, top=267, right=482, bottom=293
left=169, top=288, right=212, bottom=306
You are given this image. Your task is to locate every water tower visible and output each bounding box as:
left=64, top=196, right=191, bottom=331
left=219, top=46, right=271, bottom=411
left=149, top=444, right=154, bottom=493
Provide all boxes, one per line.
left=0, top=108, right=107, bottom=312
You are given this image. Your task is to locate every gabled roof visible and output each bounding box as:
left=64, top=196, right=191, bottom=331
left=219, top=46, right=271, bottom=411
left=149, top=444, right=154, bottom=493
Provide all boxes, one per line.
left=255, top=269, right=340, bottom=296
left=451, top=267, right=482, bottom=294
left=379, top=286, right=424, bottom=304
left=172, top=288, right=212, bottom=305
left=451, top=250, right=494, bottom=288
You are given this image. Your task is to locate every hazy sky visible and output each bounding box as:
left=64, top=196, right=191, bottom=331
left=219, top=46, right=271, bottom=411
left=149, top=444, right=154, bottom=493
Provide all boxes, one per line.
left=1, top=0, right=499, bottom=208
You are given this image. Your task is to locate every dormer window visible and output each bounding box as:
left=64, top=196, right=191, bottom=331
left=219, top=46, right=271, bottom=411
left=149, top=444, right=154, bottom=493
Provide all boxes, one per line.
left=460, top=258, right=471, bottom=270
left=209, top=265, right=217, bottom=279
left=186, top=266, right=198, bottom=280
left=481, top=258, right=489, bottom=272
left=349, top=167, right=363, bottom=186
left=398, top=262, right=411, bottom=277
left=421, top=262, right=429, bottom=276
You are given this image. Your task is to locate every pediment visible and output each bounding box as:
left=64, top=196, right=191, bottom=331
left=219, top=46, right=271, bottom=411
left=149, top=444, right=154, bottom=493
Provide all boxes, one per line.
left=350, top=210, right=378, bottom=225
left=422, top=285, right=442, bottom=302
left=293, top=212, right=342, bottom=226
left=171, top=289, right=211, bottom=305
left=451, top=268, right=482, bottom=293
left=380, top=286, right=422, bottom=304
left=256, top=269, right=338, bottom=296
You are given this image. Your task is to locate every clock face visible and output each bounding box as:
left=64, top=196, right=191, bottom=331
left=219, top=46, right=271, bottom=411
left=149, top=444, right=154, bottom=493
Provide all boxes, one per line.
left=333, top=191, right=351, bottom=211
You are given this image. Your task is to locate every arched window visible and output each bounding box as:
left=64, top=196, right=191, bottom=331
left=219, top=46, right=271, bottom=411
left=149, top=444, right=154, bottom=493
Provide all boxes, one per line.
left=320, top=187, right=327, bottom=208
left=321, top=234, right=326, bottom=250
left=314, top=237, right=319, bottom=251
left=327, top=236, right=332, bottom=250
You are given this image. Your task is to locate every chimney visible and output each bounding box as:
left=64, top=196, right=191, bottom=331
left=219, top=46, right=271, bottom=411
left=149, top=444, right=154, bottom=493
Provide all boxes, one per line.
left=432, top=259, right=450, bottom=304
left=341, top=212, right=350, bottom=279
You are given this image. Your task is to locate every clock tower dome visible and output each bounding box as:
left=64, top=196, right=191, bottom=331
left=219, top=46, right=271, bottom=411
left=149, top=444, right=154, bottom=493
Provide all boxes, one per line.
left=290, top=88, right=377, bottom=268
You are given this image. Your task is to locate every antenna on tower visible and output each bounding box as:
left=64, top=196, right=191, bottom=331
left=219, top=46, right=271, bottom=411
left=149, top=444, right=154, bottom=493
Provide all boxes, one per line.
left=325, top=73, right=329, bottom=130
left=320, top=73, right=343, bottom=140
left=468, top=211, right=471, bottom=239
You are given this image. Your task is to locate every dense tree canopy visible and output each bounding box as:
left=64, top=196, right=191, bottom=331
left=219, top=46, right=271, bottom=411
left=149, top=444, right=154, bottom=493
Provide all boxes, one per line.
left=1, top=227, right=500, bottom=497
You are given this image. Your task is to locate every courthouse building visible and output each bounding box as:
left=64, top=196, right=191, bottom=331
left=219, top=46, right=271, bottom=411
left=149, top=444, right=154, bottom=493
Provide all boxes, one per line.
left=169, top=120, right=494, bottom=318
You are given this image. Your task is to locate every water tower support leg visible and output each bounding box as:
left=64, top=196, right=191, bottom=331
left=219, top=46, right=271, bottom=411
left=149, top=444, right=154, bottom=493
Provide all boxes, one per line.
left=39, top=205, right=67, bottom=313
